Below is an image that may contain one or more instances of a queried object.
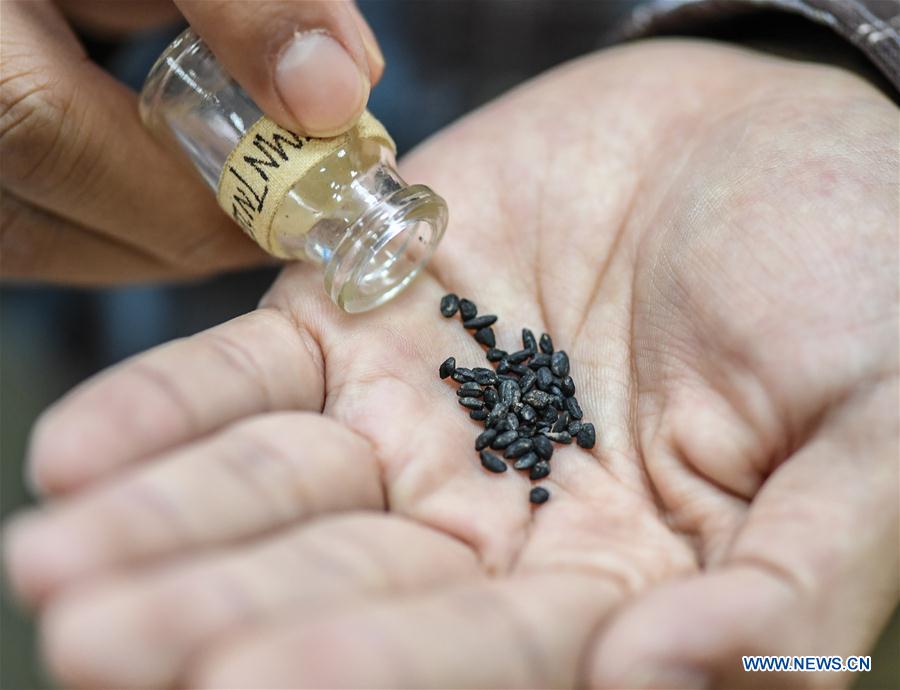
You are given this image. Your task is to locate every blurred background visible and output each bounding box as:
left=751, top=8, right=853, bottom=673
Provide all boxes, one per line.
left=1, top=1, right=897, bottom=688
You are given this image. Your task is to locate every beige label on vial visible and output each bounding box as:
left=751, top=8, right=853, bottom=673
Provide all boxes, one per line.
left=216, top=111, right=396, bottom=257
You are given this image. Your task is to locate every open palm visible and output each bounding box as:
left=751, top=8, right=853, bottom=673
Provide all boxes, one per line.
left=6, top=40, right=898, bottom=689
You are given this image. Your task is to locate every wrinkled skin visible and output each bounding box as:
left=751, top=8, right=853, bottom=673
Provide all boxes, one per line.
left=4, top=40, right=898, bottom=689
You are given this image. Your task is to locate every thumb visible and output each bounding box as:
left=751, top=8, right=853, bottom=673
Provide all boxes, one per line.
left=174, top=0, right=384, bottom=137
left=586, top=379, right=899, bottom=689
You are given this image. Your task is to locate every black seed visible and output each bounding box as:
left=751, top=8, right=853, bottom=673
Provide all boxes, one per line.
left=440, top=293, right=460, bottom=317
left=561, top=375, right=576, bottom=397
left=470, top=408, right=488, bottom=421
left=543, top=407, right=559, bottom=424
left=523, top=389, right=552, bottom=409
left=553, top=412, right=569, bottom=433
left=499, top=379, right=520, bottom=406
left=439, top=356, right=456, bottom=379
left=519, top=369, right=537, bottom=394
left=539, top=334, right=554, bottom=354
left=480, top=450, right=507, bottom=473
left=514, top=452, right=539, bottom=470
left=576, top=422, right=596, bottom=449
left=567, top=421, right=583, bottom=435
left=483, top=388, right=499, bottom=406
left=491, top=430, right=518, bottom=450
left=472, top=368, right=497, bottom=386
left=504, top=438, right=533, bottom=459
left=458, top=397, right=483, bottom=410
left=459, top=299, right=477, bottom=320
left=451, top=367, right=474, bottom=383
left=545, top=431, right=572, bottom=444
left=506, top=412, right=519, bottom=430
left=550, top=351, right=570, bottom=378
left=533, top=435, right=553, bottom=460
left=536, top=422, right=551, bottom=432
left=530, top=461, right=551, bottom=480
left=457, top=382, right=483, bottom=397
left=536, top=367, right=554, bottom=391
left=474, top=327, right=496, bottom=348
left=508, top=349, right=532, bottom=364
left=522, top=328, right=537, bottom=352
left=496, top=359, right=511, bottom=375
left=476, top=429, right=498, bottom=450
left=565, top=396, right=583, bottom=420
left=549, top=385, right=563, bottom=399
left=486, top=348, right=507, bottom=362
left=463, top=314, right=498, bottom=330
left=487, top=402, right=509, bottom=426
left=519, top=404, right=537, bottom=423
left=551, top=396, right=564, bottom=410
left=529, top=486, right=550, bottom=504
left=518, top=424, right=535, bottom=436
left=528, top=353, right=552, bottom=370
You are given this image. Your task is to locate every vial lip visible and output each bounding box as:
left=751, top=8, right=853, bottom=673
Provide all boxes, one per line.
left=325, top=184, right=448, bottom=313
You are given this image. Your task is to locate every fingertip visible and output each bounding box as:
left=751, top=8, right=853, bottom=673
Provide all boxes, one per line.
left=274, top=31, right=370, bottom=137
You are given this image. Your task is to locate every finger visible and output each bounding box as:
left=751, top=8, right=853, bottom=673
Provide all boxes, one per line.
left=174, top=0, right=383, bottom=136
left=1, top=192, right=187, bottom=283
left=190, top=573, right=622, bottom=689
left=587, top=379, right=899, bottom=689
left=41, top=513, right=479, bottom=690
left=55, top=0, right=181, bottom=35
left=26, top=305, right=324, bottom=495
left=5, top=411, right=382, bottom=606
left=0, top=0, right=265, bottom=275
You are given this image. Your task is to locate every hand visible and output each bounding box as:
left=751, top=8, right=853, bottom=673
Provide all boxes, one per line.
left=0, top=0, right=383, bottom=283
left=5, top=40, right=897, bottom=689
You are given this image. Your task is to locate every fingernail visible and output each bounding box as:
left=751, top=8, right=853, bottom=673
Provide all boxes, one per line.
left=275, top=31, right=369, bottom=137
left=356, top=18, right=385, bottom=73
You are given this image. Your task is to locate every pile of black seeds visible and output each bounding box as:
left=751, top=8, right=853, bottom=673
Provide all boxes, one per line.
left=438, top=293, right=596, bottom=505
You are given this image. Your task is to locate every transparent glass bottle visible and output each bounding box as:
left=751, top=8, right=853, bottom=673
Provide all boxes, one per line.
left=140, top=28, right=447, bottom=313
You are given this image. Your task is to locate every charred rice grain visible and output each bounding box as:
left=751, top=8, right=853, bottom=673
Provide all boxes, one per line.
left=576, top=422, right=596, bottom=449
left=506, top=412, right=520, bottom=430
left=514, top=452, right=539, bottom=470
left=499, top=379, right=520, bottom=406
left=491, top=430, right=518, bottom=450
left=504, top=438, right=533, bottom=459
left=529, top=486, right=550, bottom=504
left=550, top=351, right=570, bottom=378
left=496, top=359, right=511, bottom=375
left=457, top=382, right=483, bottom=397
left=483, top=387, right=499, bottom=406
left=528, top=353, right=551, bottom=370
left=470, top=409, right=488, bottom=421
left=458, top=397, right=484, bottom=410
left=522, top=329, right=537, bottom=352
left=539, top=334, right=554, bottom=354
left=473, top=368, right=497, bottom=386
left=480, top=450, right=507, bottom=473
left=533, top=435, right=553, bottom=461
left=553, top=412, right=569, bottom=433
left=546, top=431, right=572, bottom=444
left=474, top=327, right=496, bottom=348
left=519, top=404, right=537, bottom=423
left=487, top=402, right=509, bottom=426
left=440, top=293, right=460, bottom=317
left=476, top=429, right=498, bottom=450
left=529, top=461, right=551, bottom=480
left=439, top=356, right=456, bottom=379
left=459, top=299, right=477, bottom=320
left=565, top=396, right=583, bottom=420
left=486, top=348, right=507, bottom=362
left=508, top=349, right=532, bottom=364
left=451, top=367, right=474, bottom=383
left=523, top=389, right=552, bottom=409
left=519, top=369, right=537, bottom=394
left=463, top=315, right=497, bottom=330
left=561, top=376, right=576, bottom=397
left=536, top=367, right=553, bottom=391
left=567, top=421, right=583, bottom=435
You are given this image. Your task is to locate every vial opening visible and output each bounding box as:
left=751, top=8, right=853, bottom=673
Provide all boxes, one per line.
left=326, top=185, right=448, bottom=313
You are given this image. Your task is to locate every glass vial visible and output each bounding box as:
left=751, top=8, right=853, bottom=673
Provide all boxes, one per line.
left=140, top=28, right=447, bottom=313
